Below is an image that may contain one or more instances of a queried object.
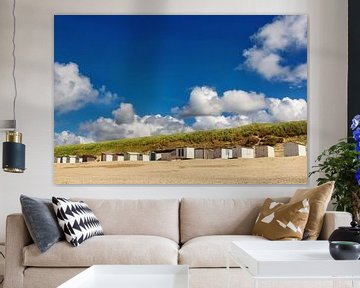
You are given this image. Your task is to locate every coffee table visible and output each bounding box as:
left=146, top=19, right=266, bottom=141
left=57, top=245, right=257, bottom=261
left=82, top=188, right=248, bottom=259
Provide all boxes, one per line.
left=58, top=265, right=189, bottom=288
left=228, top=241, right=360, bottom=288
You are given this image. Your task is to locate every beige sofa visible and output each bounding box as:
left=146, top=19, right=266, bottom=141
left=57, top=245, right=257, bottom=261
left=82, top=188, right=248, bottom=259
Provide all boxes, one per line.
left=4, top=198, right=352, bottom=288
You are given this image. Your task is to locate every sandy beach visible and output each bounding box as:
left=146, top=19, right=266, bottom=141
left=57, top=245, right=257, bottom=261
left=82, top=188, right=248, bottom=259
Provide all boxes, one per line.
left=54, top=157, right=307, bottom=185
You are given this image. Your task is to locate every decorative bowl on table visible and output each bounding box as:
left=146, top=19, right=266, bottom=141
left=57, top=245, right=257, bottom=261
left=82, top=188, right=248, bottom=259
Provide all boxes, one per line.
left=329, top=241, right=360, bottom=260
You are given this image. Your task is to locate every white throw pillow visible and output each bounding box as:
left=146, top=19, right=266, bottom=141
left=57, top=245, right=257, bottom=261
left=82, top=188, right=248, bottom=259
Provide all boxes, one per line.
left=52, top=197, right=103, bottom=247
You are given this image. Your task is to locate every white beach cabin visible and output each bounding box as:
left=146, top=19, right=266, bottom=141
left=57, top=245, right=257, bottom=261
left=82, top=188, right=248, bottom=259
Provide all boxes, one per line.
left=124, top=152, right=140, bottom=161
left=232, top=147, right=255, bottom=158
left=175, top=147, right=195, bottom=159
left=284, top=142, right=307, bottom=157
left=255, top=146, right=275, bottom=158
left=214, top=148, right=233, bottom=159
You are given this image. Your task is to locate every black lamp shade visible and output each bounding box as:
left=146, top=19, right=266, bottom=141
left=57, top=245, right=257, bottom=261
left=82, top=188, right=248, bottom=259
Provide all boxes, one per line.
left=3, top=141, right=25, bottom=173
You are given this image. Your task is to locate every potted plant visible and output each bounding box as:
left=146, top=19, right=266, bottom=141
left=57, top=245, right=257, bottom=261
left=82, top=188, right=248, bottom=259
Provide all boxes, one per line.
left=310, top=115, right=360, bottom=222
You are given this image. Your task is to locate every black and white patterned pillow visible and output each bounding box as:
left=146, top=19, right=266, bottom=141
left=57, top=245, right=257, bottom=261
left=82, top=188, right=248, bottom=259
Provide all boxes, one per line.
left=52, top=197, right=104, bottom=247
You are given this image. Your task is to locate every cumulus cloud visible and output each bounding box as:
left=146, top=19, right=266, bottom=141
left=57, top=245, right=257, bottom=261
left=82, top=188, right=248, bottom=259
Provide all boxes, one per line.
left=254, top=15, right=307, bottom=51
left=113, top=103, right=136, bottom=124
left=54, top=62, right=118, bottom=114
left=173, top=86, right=307, bottom=131
left=172, top=86, right=222, bottom=117
left=55, top=87, right=307, bottom=144
left=79, top=103, right=192, bottom=142
left=54, top=130, right=94, bottom=146
left=222, top=90, right=267, bottom=114
left=242, top=15, right=307, bottom=84
left=173, top=86, right=267, bottom=118
left=266, top=97, right=307, bottom=122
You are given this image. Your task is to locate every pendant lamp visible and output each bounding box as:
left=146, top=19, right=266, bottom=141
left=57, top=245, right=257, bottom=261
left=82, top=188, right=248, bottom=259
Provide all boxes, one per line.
left=0, top=0, right=25, bottom=173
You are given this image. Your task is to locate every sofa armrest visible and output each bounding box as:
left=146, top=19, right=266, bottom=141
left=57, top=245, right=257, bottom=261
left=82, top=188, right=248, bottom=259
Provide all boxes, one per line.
left=318, top=211, right=352, bottom=240
left=4, top=213, right=33, bottom=288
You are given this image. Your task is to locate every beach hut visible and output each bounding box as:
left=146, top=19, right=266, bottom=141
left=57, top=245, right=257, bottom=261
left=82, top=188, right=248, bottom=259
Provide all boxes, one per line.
left=161, top=150, right=176, bottom=161
left=232, top=147, right=255, bottom=159
left=255, top=146, right=275, bottom=158
left=114, top=154, right=124, bottom=161
left=124, top=152, right=141, bottom=161
left=61, top=156, right=69, bottom=163
left=139, top=154, right=150, bottom=161
left=175, top=147, right=195, bottom=159
left=150, top=152, right=162, bottom=161
left=194, top=148, right=215, bottom=159
left=69, top=156, right=79, bottom=164
left=82, top=155, right=96, bottom=162
left=54, top=157, right=62, bottom=164
left=214, top=148, right=233, bottom=159
left=101, top=153, right=114, bottom=162
left=284, top=142, right=307, bottom=157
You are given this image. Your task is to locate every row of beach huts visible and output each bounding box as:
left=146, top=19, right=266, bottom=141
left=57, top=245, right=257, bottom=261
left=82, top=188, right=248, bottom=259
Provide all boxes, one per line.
left=55, top=142, right=306, bottom=164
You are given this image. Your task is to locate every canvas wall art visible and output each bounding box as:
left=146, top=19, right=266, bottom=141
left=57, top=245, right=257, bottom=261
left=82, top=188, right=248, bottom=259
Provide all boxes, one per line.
left=54, top=15, right=308, bottom=185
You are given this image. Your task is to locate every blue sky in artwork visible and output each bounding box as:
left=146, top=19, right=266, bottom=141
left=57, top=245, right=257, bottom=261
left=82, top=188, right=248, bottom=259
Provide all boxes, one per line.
left=54, top=15, right=307, bottom=145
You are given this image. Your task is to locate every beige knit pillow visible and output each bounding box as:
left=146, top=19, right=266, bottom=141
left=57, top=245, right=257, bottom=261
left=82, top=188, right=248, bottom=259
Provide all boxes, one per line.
left=290, top=181, right=334, bottom=240
left=252, top=198, right=310, bottom=240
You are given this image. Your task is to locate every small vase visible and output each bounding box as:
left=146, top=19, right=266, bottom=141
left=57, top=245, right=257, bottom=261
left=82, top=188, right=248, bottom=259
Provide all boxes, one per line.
left=329, top=241, right=360, bottom=260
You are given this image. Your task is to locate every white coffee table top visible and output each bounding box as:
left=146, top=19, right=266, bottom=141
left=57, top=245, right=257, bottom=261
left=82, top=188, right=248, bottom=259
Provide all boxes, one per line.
left=58, top=265, right=189, bottom=288
left=231, top=240, right=360, bottom=278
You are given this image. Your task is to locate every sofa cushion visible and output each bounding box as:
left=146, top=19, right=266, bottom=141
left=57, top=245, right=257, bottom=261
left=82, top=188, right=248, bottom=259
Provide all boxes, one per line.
left=52, top=197, right=104, bottom=247
left=23, top=235, right=178, bottom=267
left=179, top=235, right=267, bottom=268
left=20, top=195, right=64, bottom=253
left=72, top=198, right=179, bottom=243
left=180, top=198, right=289, bottom=243
left=252, top=198, right=310, bottom=240
left=290, top=181, right=334, bottom=240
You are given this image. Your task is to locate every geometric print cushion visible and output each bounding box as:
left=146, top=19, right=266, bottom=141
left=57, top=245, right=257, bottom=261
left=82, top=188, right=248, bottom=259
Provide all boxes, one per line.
left=52, top=197, right=104, bottom=247
left=252, top=198, right=310, bottom=241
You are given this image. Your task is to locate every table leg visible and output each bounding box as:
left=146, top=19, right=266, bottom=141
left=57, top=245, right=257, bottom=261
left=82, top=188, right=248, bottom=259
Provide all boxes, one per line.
left=252, top=278, right=258, bottom=288
left=226, top=251, right=230, bottom=288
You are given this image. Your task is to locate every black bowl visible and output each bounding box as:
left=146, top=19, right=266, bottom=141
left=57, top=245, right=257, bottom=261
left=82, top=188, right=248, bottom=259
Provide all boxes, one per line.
left=329, top=241, right=360, bottom=260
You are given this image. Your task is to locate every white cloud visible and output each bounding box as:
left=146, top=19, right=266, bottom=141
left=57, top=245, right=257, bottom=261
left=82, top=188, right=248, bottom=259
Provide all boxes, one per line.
left=174, top=86, right=307, bottom=131
left=98, top=85, right=119, bottom=105
left=112, top=103, right=136, bottom=124
left=266, top=97, right=307, bottom=122
left=54, top=130, right=94, bottom=146
left=242, top=15, right=307, bottom=84
left=172, top=86, right=222, bottom=117
left=79, top=103, right=192, bottom=142
left=255, top=15, right=307, bottom=51
left=54, top=62, right=118, bottom=114
left=56, top=88, right=306, bottom=144
left=173, top=86, right=267, bottom=118
left=222, top=90, right=267, bottom=114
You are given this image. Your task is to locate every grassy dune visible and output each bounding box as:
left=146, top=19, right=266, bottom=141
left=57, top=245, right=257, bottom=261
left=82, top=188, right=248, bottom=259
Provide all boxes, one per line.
left=54, top=121, right=307, bottom=157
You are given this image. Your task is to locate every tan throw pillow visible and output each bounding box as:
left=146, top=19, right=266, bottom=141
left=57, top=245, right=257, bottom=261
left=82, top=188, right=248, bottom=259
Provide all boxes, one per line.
left=252, top=198, right=310, bottom=240
left=289, top=181, right=334, bottom=240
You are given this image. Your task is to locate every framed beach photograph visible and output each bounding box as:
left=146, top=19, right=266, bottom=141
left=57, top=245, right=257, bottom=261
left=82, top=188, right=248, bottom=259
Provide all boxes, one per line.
left=54, top=15, right=308, bottom=185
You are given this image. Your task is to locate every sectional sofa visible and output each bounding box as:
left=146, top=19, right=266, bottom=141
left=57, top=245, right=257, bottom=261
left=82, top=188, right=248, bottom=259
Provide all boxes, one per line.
left=4, top=198, right=351, bottom=288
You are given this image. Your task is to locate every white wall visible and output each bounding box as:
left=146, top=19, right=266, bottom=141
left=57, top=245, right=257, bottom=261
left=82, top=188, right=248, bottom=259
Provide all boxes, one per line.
left=0, top=0, right=348, bottom=242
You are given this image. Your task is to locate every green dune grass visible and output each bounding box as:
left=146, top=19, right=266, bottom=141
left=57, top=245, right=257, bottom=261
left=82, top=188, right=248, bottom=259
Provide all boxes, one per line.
left=54, top=120, right=307, bottom=157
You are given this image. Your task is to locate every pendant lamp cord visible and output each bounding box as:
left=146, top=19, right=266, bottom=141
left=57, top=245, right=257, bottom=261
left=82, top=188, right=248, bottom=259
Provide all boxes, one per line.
left=11, top=0, right=17, bottom=129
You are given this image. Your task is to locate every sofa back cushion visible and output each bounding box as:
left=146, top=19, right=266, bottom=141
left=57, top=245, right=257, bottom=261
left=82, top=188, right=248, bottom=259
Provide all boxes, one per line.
left=72, top=198, right=179, bottom=243
left=180, top=198, right=289, bottom=243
